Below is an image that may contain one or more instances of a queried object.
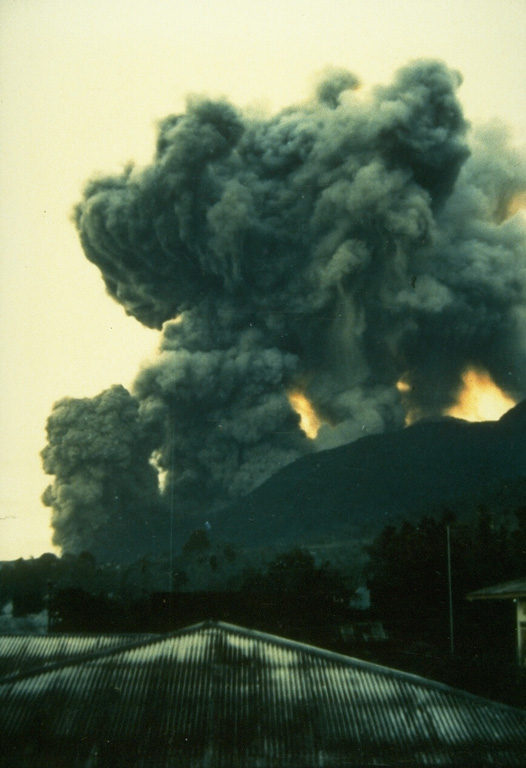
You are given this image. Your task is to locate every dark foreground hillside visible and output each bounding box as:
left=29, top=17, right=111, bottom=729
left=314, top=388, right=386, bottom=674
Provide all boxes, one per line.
left=203, top=400, right=526, bottom=549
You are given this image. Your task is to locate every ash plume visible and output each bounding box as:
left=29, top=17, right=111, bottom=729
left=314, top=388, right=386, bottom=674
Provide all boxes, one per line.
left=43, top=59, right=526, bottom=559
left=42, top=386, right=167, bottom=560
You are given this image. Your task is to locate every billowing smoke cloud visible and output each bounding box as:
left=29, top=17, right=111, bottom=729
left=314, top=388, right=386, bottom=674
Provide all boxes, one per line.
left=42, top=386, right=167, bottom=560
left=43, top=59, right=526, bottom=559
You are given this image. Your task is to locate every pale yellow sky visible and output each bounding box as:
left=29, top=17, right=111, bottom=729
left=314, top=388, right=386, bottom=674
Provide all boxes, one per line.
left=1, top=0, right=525, bottom=560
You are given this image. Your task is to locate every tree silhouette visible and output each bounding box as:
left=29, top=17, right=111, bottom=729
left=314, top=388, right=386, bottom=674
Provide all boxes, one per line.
left=366, top=506, right=524, bottom=642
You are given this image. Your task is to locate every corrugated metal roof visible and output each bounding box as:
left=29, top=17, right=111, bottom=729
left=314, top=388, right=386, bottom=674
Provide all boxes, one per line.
left=0, top=633, right=155, bottom=680
left=467, top=577, right=526, bottom=600
left=1, top=621, right=525, bottom=766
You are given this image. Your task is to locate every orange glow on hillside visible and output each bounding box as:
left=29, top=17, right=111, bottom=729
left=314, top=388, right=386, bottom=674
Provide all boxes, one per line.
left=288, top=390, right=321, bottom=438
left=445, top=368, right=516, bottom=422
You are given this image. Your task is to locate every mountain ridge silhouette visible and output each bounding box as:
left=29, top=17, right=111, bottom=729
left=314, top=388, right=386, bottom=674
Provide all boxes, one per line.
left=200, top=400, right=526, bottom=549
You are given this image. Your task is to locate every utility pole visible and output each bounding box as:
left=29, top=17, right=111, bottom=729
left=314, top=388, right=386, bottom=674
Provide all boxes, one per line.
left=447, top=525, right=454, bottom=655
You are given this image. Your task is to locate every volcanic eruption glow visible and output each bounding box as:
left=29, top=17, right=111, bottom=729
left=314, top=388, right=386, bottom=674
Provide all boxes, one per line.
left=445, top=368, right=517, bottom=422
left=288, top=391, right=322, bottom=439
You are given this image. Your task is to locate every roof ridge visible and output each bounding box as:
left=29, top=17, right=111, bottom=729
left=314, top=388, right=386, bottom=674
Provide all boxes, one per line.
left=0, top=622, right=223, bottom=685
left=198, top=621, right=526, bottom=715
left=1, top=621, right=525, bottom=717
left=467, top=576, right=526, bottom=599
left=0, top=630, right=176, bottom=685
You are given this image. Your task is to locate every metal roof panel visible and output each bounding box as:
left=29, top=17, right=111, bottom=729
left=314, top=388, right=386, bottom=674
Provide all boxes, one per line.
left=1, top=621, right=525, bottom=766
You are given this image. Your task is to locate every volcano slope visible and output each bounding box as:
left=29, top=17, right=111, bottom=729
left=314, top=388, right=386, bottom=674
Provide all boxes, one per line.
left=200, top=401, right=526, bottom=550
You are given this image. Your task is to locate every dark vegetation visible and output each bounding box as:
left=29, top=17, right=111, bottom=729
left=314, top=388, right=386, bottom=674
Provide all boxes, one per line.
left=1, top=498, right=524, bottom=706
left=0, top=547, right=356, bottom=650
left=365, top=503, right=526, bottom=707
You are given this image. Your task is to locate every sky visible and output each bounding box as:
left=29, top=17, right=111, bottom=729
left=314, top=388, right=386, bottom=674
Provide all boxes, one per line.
left=0, top=0, right=525, bottom=561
